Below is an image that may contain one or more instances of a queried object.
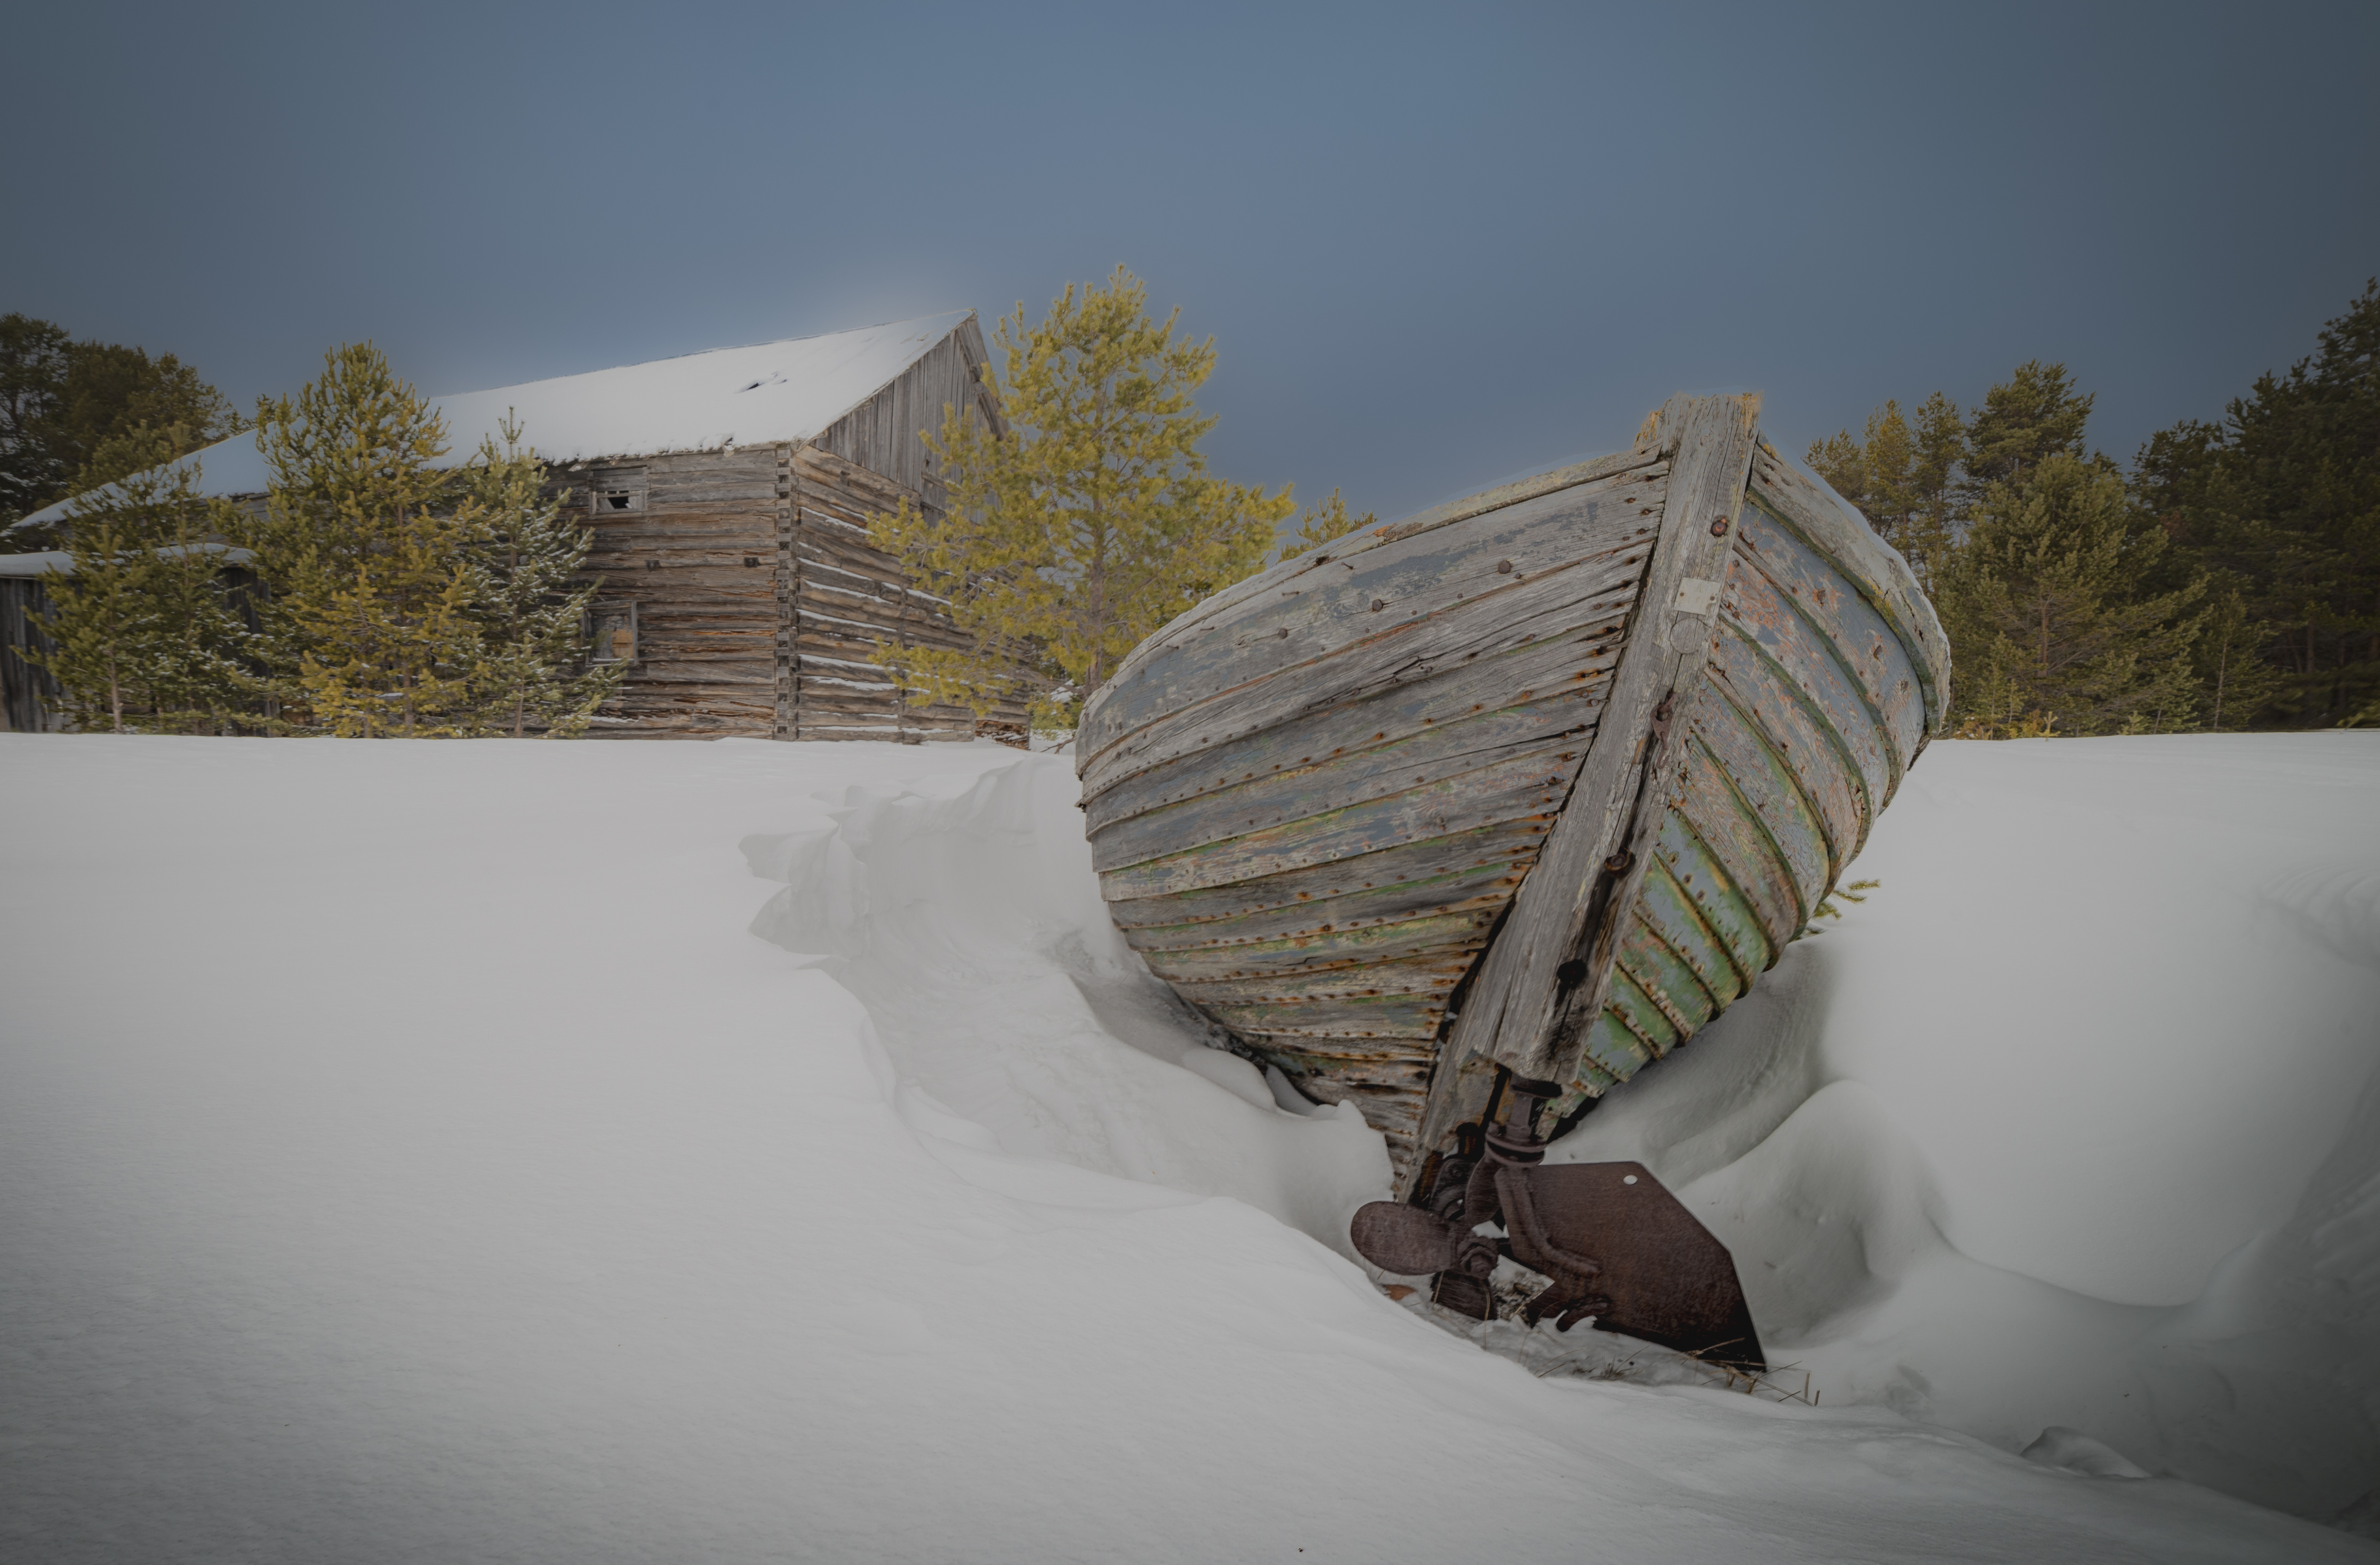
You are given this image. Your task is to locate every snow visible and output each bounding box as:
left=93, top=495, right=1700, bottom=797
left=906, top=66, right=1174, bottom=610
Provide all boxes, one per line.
left=0, top=545, right=254, bottom=577
left=11, top=311, right=974, bottom=526
left=1, top=731, right=2375, bottom=1562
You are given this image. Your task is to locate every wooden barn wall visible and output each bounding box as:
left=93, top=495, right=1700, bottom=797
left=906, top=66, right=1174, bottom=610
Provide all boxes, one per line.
left=787, top=444, right=1015, bottom=741
left=813, top=318, right=1004, bottom=496
left=551, top=448, right=781, bottom=738
left=555, top=339, right=1025, bottom=742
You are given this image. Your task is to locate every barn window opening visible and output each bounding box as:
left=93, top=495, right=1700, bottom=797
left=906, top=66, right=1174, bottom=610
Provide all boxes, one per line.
left=586, top=465, right=647, bottom=515
left=588, top=602, right=638, bottom=665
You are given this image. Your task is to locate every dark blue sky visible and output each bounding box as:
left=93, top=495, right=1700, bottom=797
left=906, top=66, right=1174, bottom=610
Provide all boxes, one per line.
left=7, top=1, right=2375, bottom=520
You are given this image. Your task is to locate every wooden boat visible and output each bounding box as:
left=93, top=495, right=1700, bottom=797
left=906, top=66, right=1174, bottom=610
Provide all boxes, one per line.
left=1074, top=394, right=1949, bottom=1218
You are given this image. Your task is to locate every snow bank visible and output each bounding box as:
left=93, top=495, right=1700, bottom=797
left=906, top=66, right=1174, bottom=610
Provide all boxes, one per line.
left=1550, top=734, right=2380, bottom=1525
left=0, top=733, right=2371, bottom=1562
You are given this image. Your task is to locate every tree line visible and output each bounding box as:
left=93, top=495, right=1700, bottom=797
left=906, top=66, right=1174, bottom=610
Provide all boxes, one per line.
left=1807, top=280, right=2378, bottom=735
left=10, top=275, right=2370, bottom=741
left=3, top=337, right=614, bottom=736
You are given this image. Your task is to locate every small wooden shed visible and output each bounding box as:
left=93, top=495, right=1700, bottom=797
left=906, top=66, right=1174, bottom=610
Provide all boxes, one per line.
left=7, top=311, right=1015, bottom=741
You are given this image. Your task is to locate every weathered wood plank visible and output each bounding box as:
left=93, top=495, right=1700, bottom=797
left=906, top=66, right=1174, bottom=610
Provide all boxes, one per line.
left=1115, top=852, right=1527, bottom=944
left=1686, top=684, right=1832, bottom=914
left=1705, top=627, right=1866, bottom=870
left=1102, top=818, right=1546, bottom=925
left=1168, top=949, right=1474, bottom=1005
left=1087, top=633, right=1619, bottom=830
left=1670, top=737, right=1806, bottom=946
left=1735, top=502, right=1924, bottom=785
left=1433, top=393, right=1761, bottom=1088
left=1089, top=696, right=1598, bottom=871
left=1723, top=567, right=1892, bottom=817
left=1082, top=559, right=1644, bottom=802
left=1747, top=440, right=1951, bottom=736
left=1094, top=748, right=1574, bottom=901
left=1098, top=447, right=1666, bottom=698
left=1132, top=906, right=1503, bottom=984
left=1616, top=913, right=1720, bottom=1032
left=1200, top=988, right=1446, bottom=1041
left=1649, top=810, right=1773, bottom=986
left=1082, top=472, right=1663, bottom=757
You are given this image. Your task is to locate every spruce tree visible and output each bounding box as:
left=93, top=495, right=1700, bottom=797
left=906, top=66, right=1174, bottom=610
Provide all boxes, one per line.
left=0, top=317, right=237, bottom=540
left=869, top=267, right=1297, bottom=727
left=456, top=417, right=622, bottom=736
left=26, top=432, right=255, bottom=732
left=1807, top=394, right=1961, bottom=591
left=2141, top=281, right=2379, bottom=726
left=1, top=314, right=72, bottom=528
left=1937, top=453, right=2206, bottom=734
left=1962, top=360, right=2094, bottom=496
left=1907, top=392, right=1968, bottom=581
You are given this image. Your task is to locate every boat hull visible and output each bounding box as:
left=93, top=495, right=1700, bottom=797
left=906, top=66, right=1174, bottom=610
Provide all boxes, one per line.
left=1076, top=395, right=1948, bottom=1182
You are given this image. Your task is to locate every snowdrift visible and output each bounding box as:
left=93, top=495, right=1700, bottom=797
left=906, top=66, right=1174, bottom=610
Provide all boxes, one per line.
left=1, top=732, right=2373, bottom=1562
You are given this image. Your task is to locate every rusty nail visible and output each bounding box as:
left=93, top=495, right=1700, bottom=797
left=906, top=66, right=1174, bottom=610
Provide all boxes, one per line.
left=1603, top=849, right=1634, bottom=874
left=1370, top=599, right=1384, bottom=613
left=1496, top=559, right=1513, bottom=574
left=1276, top=627, right=1289, bottom=638
left=1710, top=517, right=1731, bottom=536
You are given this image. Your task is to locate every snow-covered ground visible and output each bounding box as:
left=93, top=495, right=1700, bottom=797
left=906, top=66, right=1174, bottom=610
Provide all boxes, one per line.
left=2, top=731, right=2373, bottom=1562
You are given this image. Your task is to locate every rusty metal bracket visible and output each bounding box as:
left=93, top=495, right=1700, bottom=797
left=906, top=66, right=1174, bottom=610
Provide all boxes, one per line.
left=1351, top=1074, right=1765, bottom=1366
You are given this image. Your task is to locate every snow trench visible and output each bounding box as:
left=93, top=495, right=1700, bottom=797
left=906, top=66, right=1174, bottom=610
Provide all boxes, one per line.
left=745, top=742, right=2380, bottom=1534
left=740, top=755, right=1391, bottom=1256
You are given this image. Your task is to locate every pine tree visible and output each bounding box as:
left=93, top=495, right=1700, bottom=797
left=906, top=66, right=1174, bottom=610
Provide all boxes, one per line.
left=243, top=345, right=481, bottom=737
left=25, top=432, right=255, bottom=732
left=1806, top=427, right=1870, bottom=514
left=2142, top=281, right=2379, bottom=726
left=869, top=268, right=1297, bottom=727
left=0, top=316, right=237, bottom=540
left=1907, top=392, right=1968, bottom=582
left=455, top=417, right=622, bottom=736
left=1962, top=360, right=2094, bottom=496
left=1807, top=395, right=1961, bottom=591
left=1937, top=453, right=2207, bottom=734
left=1, top=314, right=73, bottom=528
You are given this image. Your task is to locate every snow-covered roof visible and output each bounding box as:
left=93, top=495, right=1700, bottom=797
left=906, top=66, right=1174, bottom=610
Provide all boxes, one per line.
left=0, top=544, right=254, bottom=577
left=14, top=311, right=976, bottom=528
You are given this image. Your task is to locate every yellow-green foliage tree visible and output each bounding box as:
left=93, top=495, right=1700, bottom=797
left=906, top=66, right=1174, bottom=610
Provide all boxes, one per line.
left=27, top=430, right=256, bottom=732
left=1277, top=487, right=1372, bottom=561
left=242, top=345, right=617, bottom=737
left=869, top=268, right=1297, bottom=727
left=245, top=344, right=483, bottom=735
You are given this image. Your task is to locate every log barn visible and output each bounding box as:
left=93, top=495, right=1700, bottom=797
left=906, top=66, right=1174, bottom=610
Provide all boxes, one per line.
left=6, top=311, right=1013, bottom=740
